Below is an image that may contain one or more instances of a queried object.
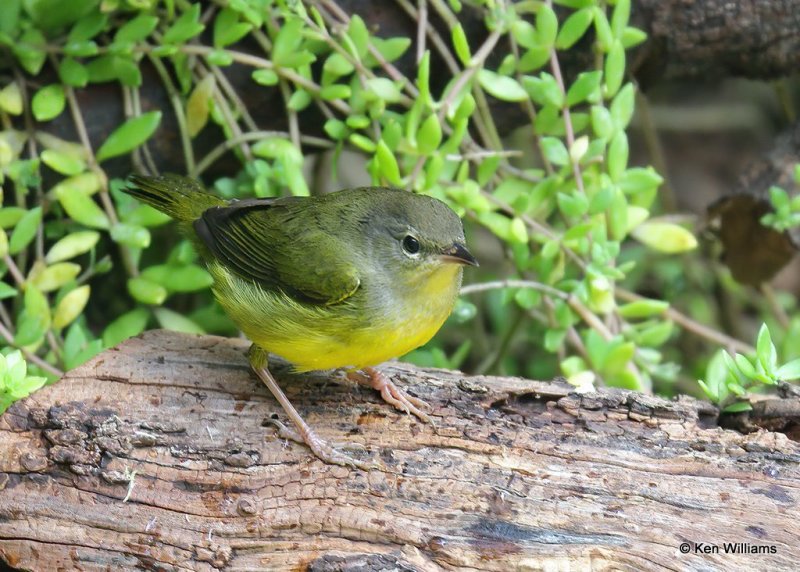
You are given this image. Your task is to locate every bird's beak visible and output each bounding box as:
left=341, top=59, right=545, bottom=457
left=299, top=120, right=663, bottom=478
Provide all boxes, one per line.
left=439, top=243, right=479, bottom=267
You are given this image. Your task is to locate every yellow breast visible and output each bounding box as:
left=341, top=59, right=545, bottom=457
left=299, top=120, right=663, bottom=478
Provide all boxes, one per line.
left=209, top=261, right=462, bottom=372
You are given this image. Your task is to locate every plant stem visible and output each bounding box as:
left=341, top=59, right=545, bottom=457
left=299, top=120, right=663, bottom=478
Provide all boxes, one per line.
left=616, top=288, right=755, bottom=354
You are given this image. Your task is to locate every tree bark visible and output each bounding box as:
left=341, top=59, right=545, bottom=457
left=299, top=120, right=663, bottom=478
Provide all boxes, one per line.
left=1, top=330, right=798, bottom=571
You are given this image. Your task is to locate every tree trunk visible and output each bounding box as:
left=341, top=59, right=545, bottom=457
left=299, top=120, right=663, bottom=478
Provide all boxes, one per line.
left=1, top=330, right=798, bottom=571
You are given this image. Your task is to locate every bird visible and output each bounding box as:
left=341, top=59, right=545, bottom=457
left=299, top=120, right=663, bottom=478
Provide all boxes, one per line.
left=124, top=174, right=477, bottom=468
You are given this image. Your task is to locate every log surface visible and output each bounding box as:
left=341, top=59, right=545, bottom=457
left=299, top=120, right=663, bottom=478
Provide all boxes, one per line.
left=0, top=330, right=798, bottom=571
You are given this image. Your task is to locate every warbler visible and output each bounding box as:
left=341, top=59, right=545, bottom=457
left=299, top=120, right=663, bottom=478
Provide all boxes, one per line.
left=125, top=174, right=477, bottom=468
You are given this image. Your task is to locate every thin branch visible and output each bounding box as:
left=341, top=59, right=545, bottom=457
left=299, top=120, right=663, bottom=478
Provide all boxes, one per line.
left=616, top=288, right=755, bottom=355
left=193, top=130, right=334, bottom=177
left=416, top=0, right=428, bottom=64
left=147, top=53, right=196, bottom=175
left=461, top=279, right=613, bottom=340
left=439, top=30, right=502, bottom=118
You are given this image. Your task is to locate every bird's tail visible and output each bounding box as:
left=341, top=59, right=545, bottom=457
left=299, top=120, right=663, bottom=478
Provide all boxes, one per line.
left=125, top=174, right=225, bottom=222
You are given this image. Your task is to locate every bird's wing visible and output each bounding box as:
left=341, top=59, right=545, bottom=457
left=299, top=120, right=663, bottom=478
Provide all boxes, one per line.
left=194, top=198, right=360, bottom=305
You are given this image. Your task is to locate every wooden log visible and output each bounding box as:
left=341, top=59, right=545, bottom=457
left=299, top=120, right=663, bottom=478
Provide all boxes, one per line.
left=1, top=330, right=798, bottom=571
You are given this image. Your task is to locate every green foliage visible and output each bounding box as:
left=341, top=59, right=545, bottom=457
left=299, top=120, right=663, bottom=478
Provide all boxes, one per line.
left=0, top=0, right=795, bottom=417
left=0, top=350, right=46, bottom=414
left=761, top=166, right=800, bottom=232
left=699, top=324, right=800, bottom=412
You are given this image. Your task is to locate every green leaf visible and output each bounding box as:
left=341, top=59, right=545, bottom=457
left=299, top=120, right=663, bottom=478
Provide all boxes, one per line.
left=346, top=15, right=369, bottom=59
left=110, top=223, right=151, bottom=249
left=618, top=167, right=663, bottom=195
left=416, top=114, right=442, bottom=154
left=14, top=28, right=46, bottom=74
left=272, top=17, right=304, bottom=66
left=556, top=8, right=594, bottom=50
left=604, top=40, right=625, bottom=98
left=115, top=14, right=159, bottom=44
left=113, top=57, right=142, bottom=87
left=154, top=307, right=205, bottom=334
left=478, top=70, right=528, bottom=102
left=607, top=131, right=628, bottom=181
left=591, top=105, right=613, bottom=138
left=324, top=119, right=347, bottom=140
left=376, top=140, right=401, bottom=185
left=522, top=74, right=562, bottom=107
left=631, top=221, right=698, bottom=253
left=141, top=264, right=213, bottom=293
left=0, top=282, right=17, bottom=300
left=452, top=23, right=471, bottom=65
left=9, top=207, right=42, bottom=255
left=349, top=133, right=376, bottom=153
left=558, top=192, right=588, bottom=218
left=63, top=40, right=98, bottom=58
left=323, top=53, right=354, bottom=79
left=611, top=0, right=631, bottom=38
left=163, top=4, right=204, bottom=45
left=566, top=71, right=602, bottom=106
left=127, top=277, right=167, bottom=305
left=103, top=307, right=149, bottom=348
left=618, top=299, right=669, bottom=319
left=369, top=37, right=411, bottom=64
left=0, top=0, right=21, bottom=36
left=0, top=229, right=7, bottom=259
left=287, top=89, right=312, bottom=111
left=58, top=57, right=88, bottom=88
left=40, top=149, right=86, bottom=176
left=30, top=262, right=81, bottom=292
left=55, top=188, right=110, bottom=230
left=723, top=401, right=753, bottom=413
left=518, top=46, right=550, bottom=72
left=53, top=285, right=90, bottom=329
left=610, top=83, right=635, bottom=129
left=511, top=20, right=537, bottom=50
left=186, top=75, right=215, bottom=137
left=536, top=5, right=559, bottom=47
left=635, top=321, right=674, bottom=347
left=207, top=50, right=233, bottom=66
left=621, top=26, right=647, bottom=48
left=0, top=82, right=23, bottom=115
left=540, top=137, right=569, bottom=166
left=96, top=111, right=162, bottom=162
left=593, top=8, right=613, bottom=50
left=252, top=69, right=279, bottom=86
left=213, top=8, right=252, bottom=48
left=0, top=207, right=26, bottom=229
left=776, top=358, right=800, bottom=381
left=365, top=78, right=402, bottom=103
left=734, top=353, right=757, bottom=379
left=32, top=84, right=65, bottom=122
left=68, top=11, right=107, bottom=43
left=606, top=187, right=628, bottom=241
left=514, top=288, right=542, bottom=310
left=320, top=84, right=351, bottom=100
left=509, top=217, right=528, bottom=244
left=15, top=285, right=50, bottom=346
left=756, top=323, right=778, bottom=374
left=45, top=231, right=100, bottom=263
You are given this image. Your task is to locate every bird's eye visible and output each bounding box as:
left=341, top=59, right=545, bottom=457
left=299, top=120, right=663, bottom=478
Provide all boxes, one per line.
left=402, top=235, right=420, bottom=255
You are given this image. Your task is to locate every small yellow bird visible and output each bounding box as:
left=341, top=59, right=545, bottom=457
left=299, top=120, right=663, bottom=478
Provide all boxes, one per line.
left=125, top=175, right=477, bottom=468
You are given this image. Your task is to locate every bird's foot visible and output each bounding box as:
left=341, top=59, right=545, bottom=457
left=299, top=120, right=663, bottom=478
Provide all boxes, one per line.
left=265, top=419, right=379, bottom=470
left=349, top=367, right=434, bottom=425
left=249, top=346, right=379, bottom=471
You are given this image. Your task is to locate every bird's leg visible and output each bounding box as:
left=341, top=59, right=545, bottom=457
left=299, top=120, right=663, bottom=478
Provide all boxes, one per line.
left=248, top=345, right=377, bottom=470
left=348, top=366, right=433, bottom=425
